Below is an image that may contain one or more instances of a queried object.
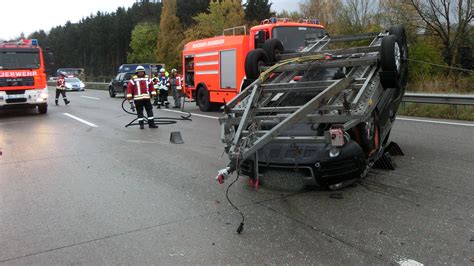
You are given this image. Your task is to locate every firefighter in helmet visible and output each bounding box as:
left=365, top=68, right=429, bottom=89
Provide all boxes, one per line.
left=157, top=68, right=170, bottom=108
left=169, top=68, right=183, bottom=109
left=55, top=72, right=70, bottom=106
left=151, top=72, right=160, bottom=106
left=126, top=66, right=158, bottom=129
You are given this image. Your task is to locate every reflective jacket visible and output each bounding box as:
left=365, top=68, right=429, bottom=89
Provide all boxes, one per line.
left=158, top=75, right=170, bottom=91
left=169, top=74, right=182, bottom=90
left=56, top=77, right=65, bottom=90
left=127, top=75, right=156, bottom=100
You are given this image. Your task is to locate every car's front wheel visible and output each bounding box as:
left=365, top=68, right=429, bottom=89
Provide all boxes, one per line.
left=38, top=104, right=48, bottom=114
left=109, top=86, right=116, bottom=98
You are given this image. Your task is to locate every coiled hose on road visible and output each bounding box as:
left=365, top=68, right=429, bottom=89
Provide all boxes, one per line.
left=121, top=98, right=192, bottom=126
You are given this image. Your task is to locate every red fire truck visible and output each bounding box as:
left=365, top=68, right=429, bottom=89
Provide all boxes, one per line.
left=0, top=39, right=50, bottom=114
left=182, top=18, right=325, bottom=111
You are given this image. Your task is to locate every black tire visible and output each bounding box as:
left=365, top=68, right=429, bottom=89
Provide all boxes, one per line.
left=263, top=39, right=284, bottom=64
left=197, top=85, right=212, bottom=112
left=389, top=25, right=408, bottom=88
left=109, top=86, right=116, bottom=98
left=354, top=112, right=380, bottom=158
left=380, top=35, right=402, bottom=89
left=245, top=48, right=269, bottom=80
left=38, top=104, right=48, bottom=114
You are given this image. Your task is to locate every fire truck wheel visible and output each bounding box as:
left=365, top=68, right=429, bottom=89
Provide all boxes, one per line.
left=109, top=86, right=116, bottom=98
left=263, top=39, right=284, bottom=64
left=197, top=86, right=212, bottom=112
left=380, top=35, right=402, bottom=89
left=245, top=48, right=269, bottom=80
left=38, top=104, right=48, bottom=114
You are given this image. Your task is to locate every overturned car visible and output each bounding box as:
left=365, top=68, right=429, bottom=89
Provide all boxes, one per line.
left=217, top=25, right=408, bottom=189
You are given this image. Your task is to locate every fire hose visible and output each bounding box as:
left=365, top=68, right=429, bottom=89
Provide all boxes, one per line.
left=121, top=98, right=192, bottom=125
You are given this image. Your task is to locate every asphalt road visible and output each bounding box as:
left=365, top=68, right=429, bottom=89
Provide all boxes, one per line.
left=1, top=88, right=473, bottom=265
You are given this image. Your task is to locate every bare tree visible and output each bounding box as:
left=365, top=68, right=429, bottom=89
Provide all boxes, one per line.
left=342, top=0, right=378, bottom=29
left=407, top=0, right=473, bottom=66
left=299, top=0, right=342, bottom=26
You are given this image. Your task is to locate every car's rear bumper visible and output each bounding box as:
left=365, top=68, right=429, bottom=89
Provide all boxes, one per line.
left=240, top=140, right=367, bottom=187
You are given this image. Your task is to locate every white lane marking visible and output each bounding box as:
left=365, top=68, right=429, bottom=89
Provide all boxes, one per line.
left=0, top=120, right=27, bottom=126
left=63, top=113, right=98, bottom=128
left=397, top=117, right=474, bottom=127
left=80, top=95, right=100, bottom=100
left=398, top=259, right=424, bottom=266
left=161, top=109, right=219, bottom=120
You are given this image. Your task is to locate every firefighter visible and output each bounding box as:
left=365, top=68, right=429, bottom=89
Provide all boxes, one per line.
left=169, top=69, right=183, bottom=109
left=151, top=72, right=160, bottom=106
left=157, top=68, right=170, bottom=108
left=55, top=73, right=70, bottom=106
left=126, top=66, right=158, bottom=129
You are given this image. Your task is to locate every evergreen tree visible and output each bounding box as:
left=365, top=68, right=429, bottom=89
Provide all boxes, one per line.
left=177, top=0, right=211, bottom=27
left=244, top=0, right=273, bottom=24
left=156, top=0, right=184, bottom=69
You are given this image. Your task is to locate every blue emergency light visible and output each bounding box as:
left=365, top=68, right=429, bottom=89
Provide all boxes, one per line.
left=31, top=39, right=38, bottom=46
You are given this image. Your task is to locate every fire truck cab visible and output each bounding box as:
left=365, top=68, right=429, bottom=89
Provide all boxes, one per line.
left=183, top=18, right=325, bottom=111
left=0, top=39, right=50, bottom=114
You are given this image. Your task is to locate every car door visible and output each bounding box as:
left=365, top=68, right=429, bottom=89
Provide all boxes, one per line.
left=113, top=73, right=124, bottom=91
left=121, top=73, right=133, bottom=94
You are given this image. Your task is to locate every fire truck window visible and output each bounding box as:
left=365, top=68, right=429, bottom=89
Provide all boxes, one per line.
left=272, top=26, right=325, bottom=52
left=0, top=51, right=40, bottom=70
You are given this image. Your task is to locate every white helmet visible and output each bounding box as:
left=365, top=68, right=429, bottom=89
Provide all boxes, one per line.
left=171, top=68, right=177, bottom=73
left=160, top=68, right=166, bottom=73
left=136, top=65, right=146, bottom=73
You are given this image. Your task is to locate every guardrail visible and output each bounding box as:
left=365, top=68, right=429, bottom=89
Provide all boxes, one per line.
left=403, top=93, right=474, bottom=106
left=47, top=82, right=474, bottom=106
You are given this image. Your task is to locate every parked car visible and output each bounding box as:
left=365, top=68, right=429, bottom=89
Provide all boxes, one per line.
left=109, top=72, right=133, bottom=98
left=49, top=76, right=58, bottom=82
left=64, top=77, right=85, bottom=91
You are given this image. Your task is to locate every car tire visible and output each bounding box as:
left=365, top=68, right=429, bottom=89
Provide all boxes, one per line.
left=389, top=25, right=409, bottom=89
left=109, top=86, right=116, bottom=98
left=38, top=104, right=48, bottom=114
left=197, top=85, right=212, bottom=112
left=245, top=48, right=269, bottom=80
left=354, top=111, right=380, bottom=158
left=380, top=35, right=403, bottom=89
left=263, top=39, right=284, bottom=64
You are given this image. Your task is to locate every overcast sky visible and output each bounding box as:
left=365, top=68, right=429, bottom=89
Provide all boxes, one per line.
left=0, top=0, right=299, bottom=40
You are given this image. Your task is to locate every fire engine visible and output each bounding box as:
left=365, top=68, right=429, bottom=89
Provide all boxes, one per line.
left=182, top=18, right=325, bottom=111
left=0, top=39, right=51, bottom=114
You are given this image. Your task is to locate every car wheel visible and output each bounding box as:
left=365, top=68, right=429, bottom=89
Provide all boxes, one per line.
left=109, top=86, right=116, bottom=98
left=38, top=104, right=48, bottom=114
left=123, top=86, right=128, bottom=97
left=245, top=48, right=269, bottom=80
left=380, top=35, right=407, bottom=90
left=197, top=86, right=212, bottom=112
left=389, top=25, right=409, bottom=92
left=354, top=112, right=380, bottom=158
left=263, top=39, right=284, bottom=64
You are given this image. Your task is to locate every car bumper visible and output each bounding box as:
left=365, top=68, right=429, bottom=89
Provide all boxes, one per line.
left=0, top=88, right=49, bottom=108
left=240, top=140, right=367, bottom=187
left=64, top=87, right=85, bottom=91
